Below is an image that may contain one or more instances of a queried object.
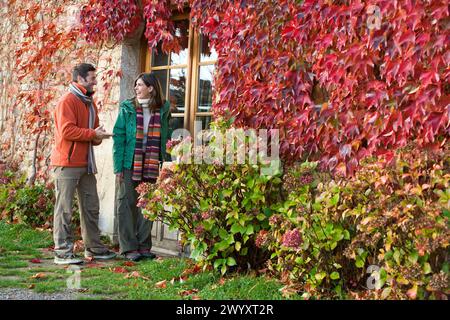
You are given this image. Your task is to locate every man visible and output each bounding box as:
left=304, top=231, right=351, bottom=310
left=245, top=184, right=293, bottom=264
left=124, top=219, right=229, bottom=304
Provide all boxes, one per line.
left=50, top=63, right=116, bottom=265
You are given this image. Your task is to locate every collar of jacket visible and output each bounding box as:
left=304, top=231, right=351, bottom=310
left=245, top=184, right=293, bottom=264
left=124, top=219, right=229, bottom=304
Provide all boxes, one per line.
left=121, top=98, right=169, bottom=116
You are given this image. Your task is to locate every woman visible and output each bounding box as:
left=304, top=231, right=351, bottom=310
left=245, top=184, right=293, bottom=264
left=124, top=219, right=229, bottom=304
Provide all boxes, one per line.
left=113, top=73, right=172, bottom=261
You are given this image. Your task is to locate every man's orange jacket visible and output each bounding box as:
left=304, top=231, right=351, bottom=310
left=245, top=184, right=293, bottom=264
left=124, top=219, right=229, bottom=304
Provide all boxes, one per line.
left=51, top=82, right=100, bottom=167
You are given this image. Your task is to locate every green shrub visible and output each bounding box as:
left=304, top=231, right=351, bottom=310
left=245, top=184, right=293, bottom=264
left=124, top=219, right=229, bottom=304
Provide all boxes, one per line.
left=0, top=168, right=80, bottom=231
left=0, top=170, right=27, bottom=223
left=13, top=184, right=55, bottom=228
left=263, top=147, right=449, bottom=299
left=139, top=120, right=282, bottom=274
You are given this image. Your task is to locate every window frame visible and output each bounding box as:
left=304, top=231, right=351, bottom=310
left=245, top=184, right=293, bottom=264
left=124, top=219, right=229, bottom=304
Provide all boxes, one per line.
left=141, top=11, right=217, bottom=135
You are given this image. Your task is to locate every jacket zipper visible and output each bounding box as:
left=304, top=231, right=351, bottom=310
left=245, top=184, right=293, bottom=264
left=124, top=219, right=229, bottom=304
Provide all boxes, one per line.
left=67, top=142, right=75, bottom=163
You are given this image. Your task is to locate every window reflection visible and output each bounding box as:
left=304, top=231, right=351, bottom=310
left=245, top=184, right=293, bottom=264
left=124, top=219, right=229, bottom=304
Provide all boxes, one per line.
left=153, top=69, right=168, bottom=100
left=197, top=65, right=215, bottom=113
left=152, top=42, right=169, bottom=67
left=200, top=34, right=217, bottom=62
left=171, top=19, right=189, bottom=66
left=196, top=116, right=212, bottom=131
left=169, top=116, right=184, bottom=132
left=169, top=68, right=187, bottom=114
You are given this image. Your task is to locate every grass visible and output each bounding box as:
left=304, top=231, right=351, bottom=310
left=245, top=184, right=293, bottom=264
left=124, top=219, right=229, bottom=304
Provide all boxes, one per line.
left=0, top=221, right=53, bottom=254
left=0, top=220, right=291, bottom=300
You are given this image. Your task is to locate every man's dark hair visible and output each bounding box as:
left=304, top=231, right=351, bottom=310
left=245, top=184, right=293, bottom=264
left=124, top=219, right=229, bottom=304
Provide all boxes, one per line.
left=72, top=63, right=96, bottom=82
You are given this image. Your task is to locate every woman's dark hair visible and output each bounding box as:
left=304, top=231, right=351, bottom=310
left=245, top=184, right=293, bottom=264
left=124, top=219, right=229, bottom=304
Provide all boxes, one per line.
left=134, top=72, right=165, bottom=110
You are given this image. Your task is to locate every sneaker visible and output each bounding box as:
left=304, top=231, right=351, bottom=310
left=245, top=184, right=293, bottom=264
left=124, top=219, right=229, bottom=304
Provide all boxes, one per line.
left=124, top=250, right=142, bottom=262
left=139, top=249, right=156, bottom=260
left=85, top=249, right=117, bottom=260
left=54, top=254, right=83, bottom=265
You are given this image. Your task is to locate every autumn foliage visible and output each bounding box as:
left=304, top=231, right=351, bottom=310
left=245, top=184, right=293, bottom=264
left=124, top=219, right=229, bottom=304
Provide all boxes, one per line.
left=191, top=0, right=449, bottom=174
left=2, top=0, right=448, bottom=177
left=1, top=0, right=122, bottom=183
left=264, top=146, right=449, bottom=299
left=72, top=0, right=450, bottom=175
left=79, top=0, right=142, bottom=44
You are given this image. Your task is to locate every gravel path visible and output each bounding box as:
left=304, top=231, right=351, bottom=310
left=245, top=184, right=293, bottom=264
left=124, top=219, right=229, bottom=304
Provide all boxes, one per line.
left=0, top=287, right=77, bottom=300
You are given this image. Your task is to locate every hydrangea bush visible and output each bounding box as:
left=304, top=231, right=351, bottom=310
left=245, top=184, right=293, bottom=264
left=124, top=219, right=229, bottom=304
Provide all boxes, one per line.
left=262, top=146, right=449, bottom=299
left=138, top=120, right=283, bottom=274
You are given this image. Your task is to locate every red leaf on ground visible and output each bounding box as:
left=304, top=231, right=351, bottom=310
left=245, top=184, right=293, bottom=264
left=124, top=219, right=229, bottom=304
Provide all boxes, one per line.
left=181, top=264, right=203, bottom=277
left=110, top=267, right=128, bottom=273
left=155, top=280, right=167, bottom=288
left=191, top=295, right=201, bottom=300
left=123, top=261, right=136, bottom=267
left=179, top=289, right=199, bottom=297
left=192, top=264, right=202, bottom=273
left=31, top=272, right=46, bottom=279
left=124, top=271, right=150, bottom=281
left=29, top=258, right=41, bottom=264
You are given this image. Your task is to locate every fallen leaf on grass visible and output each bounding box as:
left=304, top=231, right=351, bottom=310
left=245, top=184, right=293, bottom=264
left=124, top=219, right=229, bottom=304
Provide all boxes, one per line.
left=155, top=257, right=165, bottom=263
left=155, top=280, right=167, bottom=288
left=31, top=273, right=46, bottom=279
left=181, top=264, right=202, bottom=277
left=28, top=284, right=35, bottom=289
left=29, top=258, right=41, bottom=264
left=124, top=271, right=151, bottom=281
left=179, top=289, right=199, bottom=297
left=170, top=275, right=189, bottom=285
left=123, top=261, right=136, bottom=267
left=218, top=278, right=226, bottom=285
left=110, top=267, right=128, bottom=274
left=191, top=295, right=201, bottom=300
left=125, top=271, right=141, bottom=278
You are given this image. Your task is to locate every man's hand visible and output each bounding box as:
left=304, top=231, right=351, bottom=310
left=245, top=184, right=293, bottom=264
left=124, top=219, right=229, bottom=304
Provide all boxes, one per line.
left=95, top=125, right=113, bottom=140
left=93, top=137, right=102, bottom=145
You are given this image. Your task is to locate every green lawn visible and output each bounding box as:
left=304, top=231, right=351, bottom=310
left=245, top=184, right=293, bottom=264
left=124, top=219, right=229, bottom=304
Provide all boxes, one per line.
left=0, top=221, right=291, bottom=300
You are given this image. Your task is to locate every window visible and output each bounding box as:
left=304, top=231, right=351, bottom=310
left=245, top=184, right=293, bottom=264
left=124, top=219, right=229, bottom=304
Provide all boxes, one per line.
left=142, top=12, right=217, bottom=137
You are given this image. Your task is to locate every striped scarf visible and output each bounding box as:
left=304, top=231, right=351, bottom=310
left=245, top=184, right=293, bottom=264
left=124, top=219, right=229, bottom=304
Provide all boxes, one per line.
left=132, top=102, right=161, bottom=182
left=68, top=83, right=97, bottom=174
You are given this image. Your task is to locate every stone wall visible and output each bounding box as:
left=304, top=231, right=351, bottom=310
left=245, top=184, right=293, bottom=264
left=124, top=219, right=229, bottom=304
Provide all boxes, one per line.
left=95, top=37, right=143, bottom=241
